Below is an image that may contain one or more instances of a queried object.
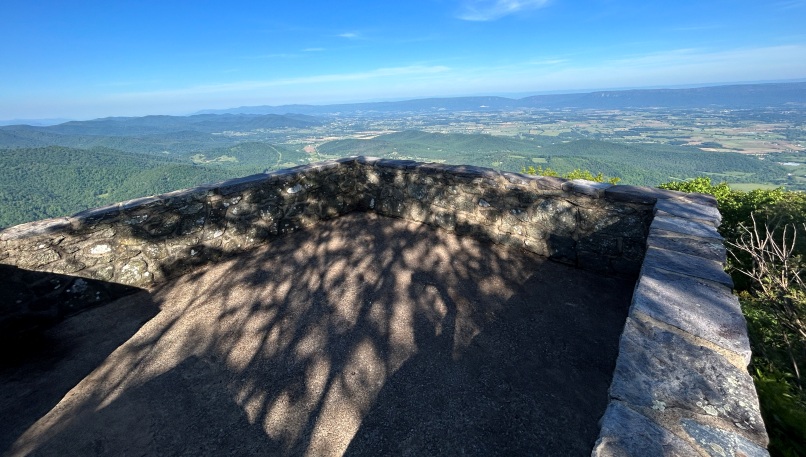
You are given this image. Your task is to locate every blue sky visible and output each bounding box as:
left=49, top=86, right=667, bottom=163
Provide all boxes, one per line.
left=2, top=0, right=805, bottom=120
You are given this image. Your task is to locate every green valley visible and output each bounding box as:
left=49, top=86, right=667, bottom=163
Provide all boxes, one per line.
left=1, top=83, right=804, bottom=229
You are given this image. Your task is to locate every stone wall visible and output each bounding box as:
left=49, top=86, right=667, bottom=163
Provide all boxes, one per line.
left=0, top=157, right=653, bottom=289
left=0, top=157, right=768, bottom=456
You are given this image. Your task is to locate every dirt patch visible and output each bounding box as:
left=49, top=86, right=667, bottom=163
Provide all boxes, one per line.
left=1, top=213, right=634, bottom=456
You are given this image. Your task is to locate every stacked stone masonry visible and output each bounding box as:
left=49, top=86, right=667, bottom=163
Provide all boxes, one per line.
left=0, top=157, right=768, bottom=456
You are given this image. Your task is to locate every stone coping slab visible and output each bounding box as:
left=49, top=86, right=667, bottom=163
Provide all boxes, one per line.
left=647, top=228, right=728, bottom=264
left=594, top=177, right=768, bottom=456
left=0, top=157, right=768, bottom=455
left=642, top=245, right=734, bottom=289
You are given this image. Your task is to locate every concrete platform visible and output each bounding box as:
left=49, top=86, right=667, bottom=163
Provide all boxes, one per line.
left=1, top=213, right=634, bottom=456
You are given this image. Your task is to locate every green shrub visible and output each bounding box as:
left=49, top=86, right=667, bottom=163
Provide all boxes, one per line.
left=521, top=165, right=621, bottom=184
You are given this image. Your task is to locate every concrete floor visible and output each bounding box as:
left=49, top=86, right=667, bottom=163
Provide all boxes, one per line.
left=1, top=213, right=634, bottom=457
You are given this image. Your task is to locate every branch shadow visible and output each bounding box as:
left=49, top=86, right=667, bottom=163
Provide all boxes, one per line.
left=4, top=212, right=634, bottom=457
left=0, top=267, right=154, bottom=455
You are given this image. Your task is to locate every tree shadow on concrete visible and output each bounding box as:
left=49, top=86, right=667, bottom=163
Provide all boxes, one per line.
left=4, top=213, right=634, bottom=457
left=0, top=272, right=155, bottom=455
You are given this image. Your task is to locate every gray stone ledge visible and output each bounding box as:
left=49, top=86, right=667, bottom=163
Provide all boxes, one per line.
left=354, top=156, right=382, bottom=165
left=603, top=185, right=661, bottom=205
left=647, top=228, right=728, bottom=264
left=415, top=162, right=454, bottom=175
left=666, top=192, right=719, bottom=208
left=120, top=196, right=165, bottom=211
left=643, top=246, right=734, bottom=288
left=215, top=173, right=272, bottom=195
left=71, top=204, right=121, bottom=222
left=157, top=185, right=215, bottom=202
left=681, top=419, right=770, bottom=457
left=561, top=179, right=613, bottom=197
left=592, top=401, right=698, bottom=457
left=631, top=266, right=751, bottom=363
left=650, top=214, right=723, bottom=240
left=654, top=198, right=722, bottom=226
left=529, top=175, right=566, bottom=190
left=375, top=158, right=419, bottom=170
left=302, top=159, right=344, bottom=172
left=0, top=218, right=72, bottom=241
left=499, top=170, right=531, bottom=186
left=447, top=164, right=501, bottom=180
left=266, top=167, right=304, bottom=179
left=334, top=155, right=359, bottom=164
left=609, top=317, right=767, bottom=446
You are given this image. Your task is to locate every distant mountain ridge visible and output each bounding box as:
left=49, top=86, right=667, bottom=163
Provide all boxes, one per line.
left=196, top=82, right=806, bottom=115
left=0, top=113, right=322, bottom=137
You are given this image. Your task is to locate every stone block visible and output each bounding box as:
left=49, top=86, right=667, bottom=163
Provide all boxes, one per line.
left=642, top=246, right=733, bottom=288
left=304, top=159, right=343, bottom=172
left=547, top=233, right=576, bottom=264
left=631, top=266, right=751, bottom=363
left=650, top=215, right=722, bottom=240
left=577, top=234, right=622, bottom=257
left=72, top=204, right=121, bottom=224
left=609, top=317, right=767, bottom=445
left=447, top=164, right=500, bottom=180
left=578, top=209, right=647, bottom=239
left=499, top=170, right=531, bottom=186
left=528, top=175, right=565, bottom=191
left=654, top=198, right=722, bottom=226
left=529, top=198, right=577, bottom=233
left=121, top=196, right=164, bottom=211
left=648, top=228, right=727, bottom=264
left=377, top=158, right=418, bottom=170
left=216, top=173, right=271, bottom=195
left=561, top=179, right=612, bottom=197
left=668, top=192, right=719, bottom=208
left=593, top=401, right=698, bottom=457
left=0, top=218, right=71, bottom=241
left=681, top=419, right=769, bottom=457
left=604, top=185, right=662, bottom=205
left=414, top=162, right=452, bottom=175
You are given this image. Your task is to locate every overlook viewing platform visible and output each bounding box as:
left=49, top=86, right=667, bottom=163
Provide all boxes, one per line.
left=2, top=212, right=632, bottom=456
left=0, top=157, right=768, bottom=456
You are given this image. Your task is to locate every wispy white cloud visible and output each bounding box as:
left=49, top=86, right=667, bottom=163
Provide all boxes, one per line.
left=457, top=0, right=550, bottom=21
left=303, top=47, right=325, bottom=52
left=109, top=65, right=452, bottom=99
left=337, top=32, right=361, bottom=39
left=44, top=45, right=806, bottom=119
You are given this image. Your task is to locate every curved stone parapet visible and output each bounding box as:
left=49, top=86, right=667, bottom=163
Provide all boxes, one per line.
left=0, top=157, right=654, bottom=288
left=0, top=157, right=768, bottom=455
left=593, top=190, right=769, bottom=456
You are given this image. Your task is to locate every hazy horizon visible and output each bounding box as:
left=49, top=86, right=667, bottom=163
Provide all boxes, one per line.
left=2, top=0, right=805, bottom=120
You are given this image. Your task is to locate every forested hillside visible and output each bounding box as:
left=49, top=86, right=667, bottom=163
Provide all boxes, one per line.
left=0, top=146, right=235, bottom=228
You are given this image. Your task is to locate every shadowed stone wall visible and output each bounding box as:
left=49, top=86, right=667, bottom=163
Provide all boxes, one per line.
left=0, top=157, right=654, bottom=288
left=0, top=157, right=769, bottom=456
